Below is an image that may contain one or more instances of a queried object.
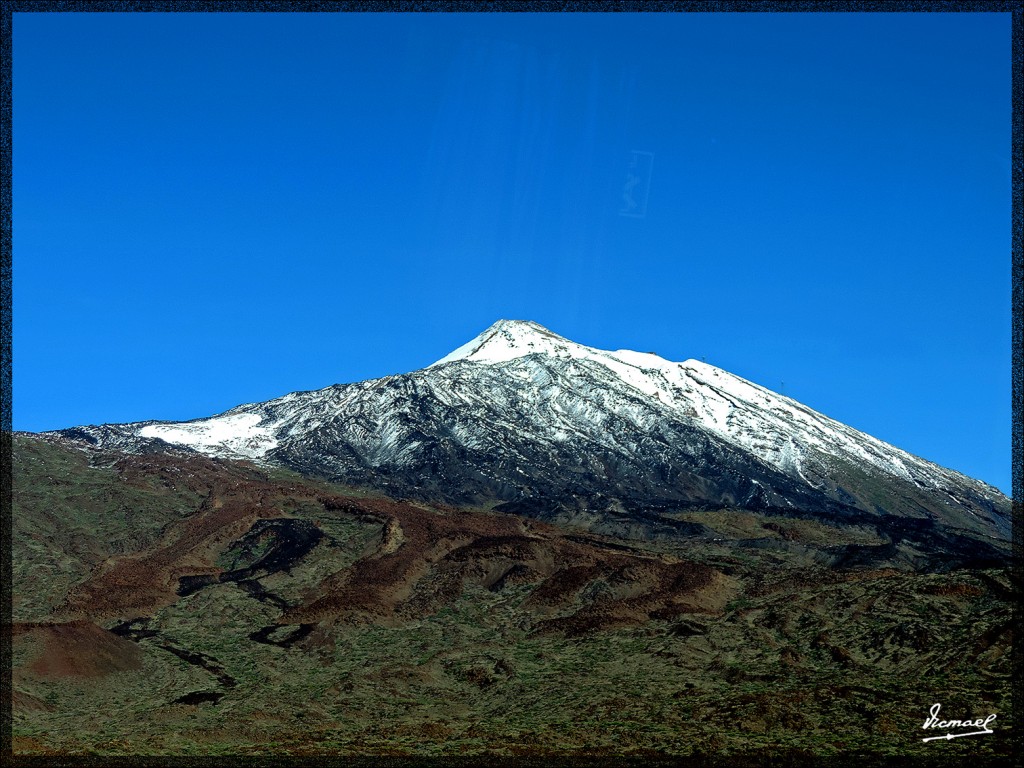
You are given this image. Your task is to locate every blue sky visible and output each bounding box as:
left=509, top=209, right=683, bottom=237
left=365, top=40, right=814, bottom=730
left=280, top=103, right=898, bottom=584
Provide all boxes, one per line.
left=14, top=12, right=1011, bottom=493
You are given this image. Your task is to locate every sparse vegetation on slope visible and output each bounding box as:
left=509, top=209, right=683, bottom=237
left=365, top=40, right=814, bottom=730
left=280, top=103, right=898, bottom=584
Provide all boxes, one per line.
left=11, top=435, right=1014, bottom=759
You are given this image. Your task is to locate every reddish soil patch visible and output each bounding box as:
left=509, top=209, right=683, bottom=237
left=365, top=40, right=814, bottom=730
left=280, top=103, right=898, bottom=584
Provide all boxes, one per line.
left=14, top=620, right=143, bottom=680
left=39, top=452, right=734, bottom=637
left=281, top=494, right=733, bottom=634
left=281, top=495, right=536, bottom=623
left=57, top=488, right=274, bottom=620
left=11, top=735, right=61, bottom=754
left=54, top=454, right=327, bottom=621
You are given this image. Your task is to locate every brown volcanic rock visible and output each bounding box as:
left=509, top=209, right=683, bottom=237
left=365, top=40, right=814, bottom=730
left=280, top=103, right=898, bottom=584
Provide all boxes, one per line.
left=46, top=447, right=331, bottom=622
left=30, top=443, right=734, bottom=638
left=55, top=485, right=286, bottom=621
left=11, top=435, right=1016, bottom=758
left=280, top=494, right=733, bottom=634
left=529, top=560, right=731, bottom=637
left=13, top=620, right=143, bottom=680
left=280, top=495, right=543, bottom=624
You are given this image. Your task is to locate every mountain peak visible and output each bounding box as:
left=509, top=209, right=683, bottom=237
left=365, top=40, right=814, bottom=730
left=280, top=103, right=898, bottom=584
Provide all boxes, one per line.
left=429, top=319, right=575, bottom=367
left=429, top=320, right=698, bottom=382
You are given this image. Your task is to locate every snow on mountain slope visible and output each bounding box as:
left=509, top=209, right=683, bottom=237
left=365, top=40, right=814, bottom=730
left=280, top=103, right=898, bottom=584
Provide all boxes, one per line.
left=139, top=413, right=278, bottom=459
left=430, top=319, right=595, bottom=367
left=52, top=320, right=1009, bottom=542
left=429, top=321, right=997, bottom=503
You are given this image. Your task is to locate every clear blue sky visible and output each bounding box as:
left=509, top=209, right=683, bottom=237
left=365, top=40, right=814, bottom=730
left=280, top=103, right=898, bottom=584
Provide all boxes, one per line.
left=14, top=12, right=1011, bottom=494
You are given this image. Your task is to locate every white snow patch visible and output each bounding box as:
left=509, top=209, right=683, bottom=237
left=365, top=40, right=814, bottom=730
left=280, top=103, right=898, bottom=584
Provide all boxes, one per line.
left=430, top=319, right=584, bottom=367
left=428, top=320, right=955, bottom=489
left=140, top=413, right=278, bottom=459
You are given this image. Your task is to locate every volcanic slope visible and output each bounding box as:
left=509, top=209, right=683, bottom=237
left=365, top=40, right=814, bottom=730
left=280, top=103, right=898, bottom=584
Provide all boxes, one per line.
left=54, top=320, right=1010, bottom=567
left=11, top=434, right=1014, bottom=758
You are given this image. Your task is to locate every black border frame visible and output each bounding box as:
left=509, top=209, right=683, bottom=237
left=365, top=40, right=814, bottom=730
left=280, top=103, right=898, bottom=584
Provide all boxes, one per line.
left=1, top=2, right=1020, bottom=766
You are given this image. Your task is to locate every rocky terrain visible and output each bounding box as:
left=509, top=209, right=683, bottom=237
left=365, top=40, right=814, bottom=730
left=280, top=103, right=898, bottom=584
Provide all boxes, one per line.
left=11, top=433, right=1014, bottom=759
left=53, top=320, right=1011, bottom=570
left=12, top=320, right=1014, bottom=759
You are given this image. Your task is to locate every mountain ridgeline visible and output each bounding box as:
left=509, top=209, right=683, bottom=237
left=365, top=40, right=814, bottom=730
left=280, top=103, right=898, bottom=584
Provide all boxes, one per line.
left=55, top=320, right=1010, bottom=569
left=17, top=320, right=1016, bottom=757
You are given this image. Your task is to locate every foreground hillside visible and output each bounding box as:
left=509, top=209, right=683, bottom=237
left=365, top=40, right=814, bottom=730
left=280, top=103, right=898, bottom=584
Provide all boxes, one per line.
left=11, top=434, right=1014, bottom=759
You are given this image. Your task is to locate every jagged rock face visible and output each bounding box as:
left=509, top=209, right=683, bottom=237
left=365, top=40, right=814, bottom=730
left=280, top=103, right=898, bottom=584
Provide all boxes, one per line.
left=54, top=320, right=1010, bottom=545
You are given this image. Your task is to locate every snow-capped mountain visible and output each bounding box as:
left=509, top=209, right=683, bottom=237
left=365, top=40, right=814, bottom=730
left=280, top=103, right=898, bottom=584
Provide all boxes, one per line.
left=55, top=320, right=1010, bottom=546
